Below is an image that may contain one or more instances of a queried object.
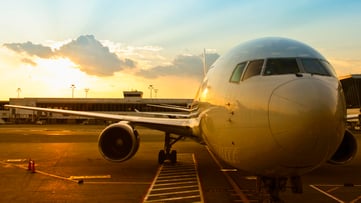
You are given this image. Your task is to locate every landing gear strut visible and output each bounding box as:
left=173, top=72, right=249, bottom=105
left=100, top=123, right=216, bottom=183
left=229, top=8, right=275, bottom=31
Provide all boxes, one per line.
left=158, top=132, right=183, bottom=164
left=259, top=177, right=287, bottom=202
left=258, top=176, right=303, bottom=202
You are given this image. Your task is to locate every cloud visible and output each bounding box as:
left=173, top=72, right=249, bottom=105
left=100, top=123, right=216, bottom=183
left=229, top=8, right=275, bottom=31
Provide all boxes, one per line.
left=124, top=58, right=136, bottom=67
left=21, top=58, right=37, bottom=66
left=3, top=35, right=220, bottom=79
left=3, top=35, right=136, bottom=76
left=3, top=41, right=53, bottom=58
left=137, top=53, right=219, bottom=79
left=56, top=35, right=136, bottom=76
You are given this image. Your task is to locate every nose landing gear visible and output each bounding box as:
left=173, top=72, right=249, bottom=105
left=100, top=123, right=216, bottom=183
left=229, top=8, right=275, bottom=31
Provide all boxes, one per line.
left=258, top=176, right=303, bottom=202
left=158, top=132, right=183, bottom=164
left=158, top=149, right=177, bottom=164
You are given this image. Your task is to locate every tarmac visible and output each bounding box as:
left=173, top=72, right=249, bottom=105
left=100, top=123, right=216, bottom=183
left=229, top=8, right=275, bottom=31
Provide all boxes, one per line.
left=0, top=124, right=361, bottom=202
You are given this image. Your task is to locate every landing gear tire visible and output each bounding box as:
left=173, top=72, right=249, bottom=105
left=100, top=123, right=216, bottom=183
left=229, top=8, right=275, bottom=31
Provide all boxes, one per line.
left=158, top=150, right=166, bottom=164
left=157, top=132, right=182, bottom=164
left=158, top=149, right=177, bottom=164
left=290, top=176, right=303, bottom=194
left=259, top=177, right=288, bottom=203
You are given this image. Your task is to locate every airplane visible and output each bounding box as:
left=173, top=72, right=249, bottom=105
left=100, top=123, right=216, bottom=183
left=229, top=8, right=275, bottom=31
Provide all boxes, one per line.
left=5, top=37, right=358, bottom=202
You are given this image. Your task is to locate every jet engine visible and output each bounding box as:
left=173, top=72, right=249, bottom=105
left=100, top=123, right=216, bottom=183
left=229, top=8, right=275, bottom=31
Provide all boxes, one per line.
left=98, top=122, right=140, bottom=162
left=328, top=129, right=357, bottom=165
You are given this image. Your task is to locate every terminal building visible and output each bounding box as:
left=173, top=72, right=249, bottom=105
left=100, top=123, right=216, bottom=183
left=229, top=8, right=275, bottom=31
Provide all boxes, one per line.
left=1, top=91, right=192, bottom=124
left=0, top=100, right=9, bottom=124
left=339, top=74, right=361, bottom=130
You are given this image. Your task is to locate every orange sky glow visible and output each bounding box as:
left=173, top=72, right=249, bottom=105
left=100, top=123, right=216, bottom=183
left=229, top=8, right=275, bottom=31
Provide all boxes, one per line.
left=0, top=1, right=360, bottom=99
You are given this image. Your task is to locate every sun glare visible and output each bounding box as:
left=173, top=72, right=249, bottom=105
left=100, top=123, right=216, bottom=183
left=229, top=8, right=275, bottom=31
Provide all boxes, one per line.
left=31, top=58, right=92, bottom=97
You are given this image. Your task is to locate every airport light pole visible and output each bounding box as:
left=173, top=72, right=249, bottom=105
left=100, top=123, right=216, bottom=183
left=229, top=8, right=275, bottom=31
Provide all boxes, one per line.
left=84, top=88, right=89, bottom=98
left=148, top=84, right=154, bottom=98
left=70, top=84, right=76, bottom=98
left=154, top=89, right=158, bottom=98
left=16, top=88, right=21, bottom=98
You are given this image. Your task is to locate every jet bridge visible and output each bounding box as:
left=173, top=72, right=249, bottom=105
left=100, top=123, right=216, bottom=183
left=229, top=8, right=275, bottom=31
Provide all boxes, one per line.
left=340, top=74, right=361, bottom=130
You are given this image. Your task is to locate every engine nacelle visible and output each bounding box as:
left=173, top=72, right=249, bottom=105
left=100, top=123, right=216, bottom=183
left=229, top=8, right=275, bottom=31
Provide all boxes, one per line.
left=328, top=129, right=357, bottom=165
left=98, top=122, right=140, bottom=162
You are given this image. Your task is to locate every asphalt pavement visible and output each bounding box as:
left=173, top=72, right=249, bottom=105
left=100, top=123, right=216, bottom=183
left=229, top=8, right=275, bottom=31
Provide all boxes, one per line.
left=0, top=124, right=361, bottom=202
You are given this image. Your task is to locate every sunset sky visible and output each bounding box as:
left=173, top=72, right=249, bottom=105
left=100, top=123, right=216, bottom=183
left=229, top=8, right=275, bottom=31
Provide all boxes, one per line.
left=0, top=0, right=360, bottom=99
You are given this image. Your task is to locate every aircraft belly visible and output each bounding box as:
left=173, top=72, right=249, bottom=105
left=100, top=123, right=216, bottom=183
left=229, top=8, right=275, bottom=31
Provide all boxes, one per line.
left=203, top=125, right=293, bottom=175
left=200, top=106, right=284, bottom=175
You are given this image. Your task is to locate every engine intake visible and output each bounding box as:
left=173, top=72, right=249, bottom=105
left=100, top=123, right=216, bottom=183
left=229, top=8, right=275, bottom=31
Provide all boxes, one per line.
left=98, top=122, right=140, bottom=162
left=328, top=129, right=357, bottom=165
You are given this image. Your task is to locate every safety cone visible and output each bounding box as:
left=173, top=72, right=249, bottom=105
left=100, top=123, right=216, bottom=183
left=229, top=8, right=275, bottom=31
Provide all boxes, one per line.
left=31, top=160, right=36, bottom=173
left=27, top=159, right=32, bottom=171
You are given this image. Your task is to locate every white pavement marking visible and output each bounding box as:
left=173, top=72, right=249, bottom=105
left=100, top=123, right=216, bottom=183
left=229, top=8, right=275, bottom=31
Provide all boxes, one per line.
left=5, top=159, right=27, bottom=163
left=0, top=159, right=149, bottom=185
left=206, top=146, right=250, bottom=203
left=143, top=153, right=203, bottom=203
left=310, top=184, right=361, bottom=203
left=221, top=168, right=238, bottom=172
left=309, top=185, right=345, bottom=203
left=69, top=175, right=111, bottom=180
left=0, top=160, right=79, bottom=183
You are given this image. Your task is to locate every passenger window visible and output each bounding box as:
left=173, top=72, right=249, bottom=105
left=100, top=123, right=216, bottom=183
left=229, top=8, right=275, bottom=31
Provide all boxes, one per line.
left=243, top=60, right=264, bottom=80
left=264, top=58, right=299, bottom=75
left=301, top=58, right=330, bottom=76
left=229, top=62, right=246, bottom=83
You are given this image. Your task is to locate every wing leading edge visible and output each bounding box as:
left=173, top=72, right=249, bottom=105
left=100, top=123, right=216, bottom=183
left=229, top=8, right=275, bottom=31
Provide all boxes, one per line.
left=5, top=104, right=200, bottom=137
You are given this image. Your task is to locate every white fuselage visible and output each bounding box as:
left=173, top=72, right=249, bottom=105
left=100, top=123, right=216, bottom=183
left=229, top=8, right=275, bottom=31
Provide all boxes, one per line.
left=195, top=38, right=346, bottom=177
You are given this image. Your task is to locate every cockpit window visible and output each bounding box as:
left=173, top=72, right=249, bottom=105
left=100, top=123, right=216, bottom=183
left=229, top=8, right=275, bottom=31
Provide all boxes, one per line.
left=230, top=62, right=246, bottom=83
left=319, top=60, right=336, bottom=77
left=242, top=59, right=264, bottom=80
left=301, top=58, right=330, bottom=76
left=264, top=58, right=299, bottom=75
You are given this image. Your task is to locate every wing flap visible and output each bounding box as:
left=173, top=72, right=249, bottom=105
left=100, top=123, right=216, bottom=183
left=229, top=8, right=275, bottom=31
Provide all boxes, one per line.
left=146, top=104, right=197, bottom=112
left=134, top=109, right=198, bottom=118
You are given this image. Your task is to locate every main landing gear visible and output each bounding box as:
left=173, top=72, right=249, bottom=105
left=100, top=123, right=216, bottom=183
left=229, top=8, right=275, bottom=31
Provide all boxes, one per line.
left=158, top=133, right=184, bottom=164
left=258, top=176, right=303, bottom=202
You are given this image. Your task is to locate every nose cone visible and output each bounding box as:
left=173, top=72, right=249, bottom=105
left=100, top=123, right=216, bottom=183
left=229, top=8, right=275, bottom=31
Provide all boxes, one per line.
left=269, top=78, right=345, bottom=166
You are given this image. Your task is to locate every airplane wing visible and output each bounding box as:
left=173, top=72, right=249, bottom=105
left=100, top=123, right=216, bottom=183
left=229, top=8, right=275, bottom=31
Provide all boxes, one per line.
left=5, top=104, right=199, bottom=137
left=134, top=109, right=198, bottom=118
left=146, top=104, right=198, bottom=112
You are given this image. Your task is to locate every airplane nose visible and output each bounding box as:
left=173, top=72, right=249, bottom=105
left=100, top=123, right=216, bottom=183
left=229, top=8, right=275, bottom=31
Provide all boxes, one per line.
left=268, top=78, right=344, bottom=165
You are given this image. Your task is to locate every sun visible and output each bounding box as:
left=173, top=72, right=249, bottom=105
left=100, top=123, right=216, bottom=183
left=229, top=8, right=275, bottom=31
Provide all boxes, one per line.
left=30, top=58, right=92, bottom=97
